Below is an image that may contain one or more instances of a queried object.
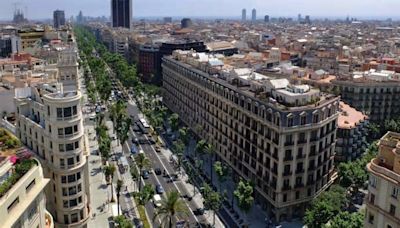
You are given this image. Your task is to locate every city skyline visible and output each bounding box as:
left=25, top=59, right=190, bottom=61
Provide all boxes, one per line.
left=1, top=0, right=400, bottom=20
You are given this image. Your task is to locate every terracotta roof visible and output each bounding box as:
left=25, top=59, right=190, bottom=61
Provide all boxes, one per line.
left=338, top=102, right=368, bottom=129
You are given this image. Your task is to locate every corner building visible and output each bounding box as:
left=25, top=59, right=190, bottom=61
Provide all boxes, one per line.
left=14, top=83, right=90, bottom=227
left=162, top=51, right=339, bottom=222
left=365, top=131, right=400, bottom=228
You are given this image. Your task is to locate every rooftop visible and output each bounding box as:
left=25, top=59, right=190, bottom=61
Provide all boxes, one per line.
left=338, top=102, right=368, bottom=129
left=168, top=50, right=338, bottom=111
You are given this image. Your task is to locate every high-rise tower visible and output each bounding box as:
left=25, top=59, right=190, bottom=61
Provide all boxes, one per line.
left=53, top=10, right=66, bottom=29
left=111, top=0, right=132, bottom=29
left=242, top=9, right=246, bottom=21
left=252, top=8, right=257, bottom=21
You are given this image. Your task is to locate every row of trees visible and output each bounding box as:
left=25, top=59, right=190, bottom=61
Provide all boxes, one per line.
left=304, top=141, right=379, bottom=227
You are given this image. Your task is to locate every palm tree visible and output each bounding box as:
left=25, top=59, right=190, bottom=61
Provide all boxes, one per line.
left=205, top=143, right=215, bottom=183
left=135, top=153, right=151, bottom=191
left=153, top=191, right=189, bottom=228
left=104, top=165, right=116, bottom=202
left=116, top=179, right=124, bottom=216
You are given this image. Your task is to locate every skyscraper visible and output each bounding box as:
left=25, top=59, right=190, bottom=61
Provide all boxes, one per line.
left=242, top=9, right=246, bottom=21
left=111, top=0, right=132, bottom=29
left=252, top=8, right=257, bottom=21
left=53, top=10, right=66, bottom=29
left=264, top=15, right=270, bottom=23
left=181, top=18, right=192, bottom=28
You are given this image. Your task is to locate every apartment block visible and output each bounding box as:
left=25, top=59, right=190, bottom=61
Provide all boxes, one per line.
left=0, top=155, right=52, bottom=228
left=162, top=50, right=339, bottom=222
left=366, top=131, right=400, bottom=228
left=333, top=70, right=400, bottom=122
left=14, top=83, right=90, bottom=227
left=336, top=102, right=369, bottom=162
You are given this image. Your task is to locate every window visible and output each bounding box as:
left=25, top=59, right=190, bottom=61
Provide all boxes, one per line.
left=300, top=115, right=307, bottom=125
left=68, top=174, right=76, bottom=183
left=71, top=213, right=78, bottom=223
left=57, top=108, right=63, bottom=118
left=391, top=186, right=398, bottom=198
left=64, top=215, right=69, bottom=224
left=283, top=194, right=287, bottom=202
left=69, top=186, right=77, bottom=195
left=65, top=127, right=73, bottom=135
left=58, top=128, right=63, bottom=136
left=78, top=184, right=82, bottom=192
left=27, top=203, right=38, bottom=221
left=60, top=159, right=65, bottom=167
left=73, top=106, right=77, bottom=115
left=74, top=141, right=79, bottom=149
left=368, top=213, right=374, bottom=224
left=7, top=197, right=19, bottom=212
left=64, top=107, right=72, bottom=117
left=70, top=199, right=77, bottom=207
left=296, top=191, right=300, bottom=199
left=61, top=176, right=67, bottom=183
left=63, top=200, right=69, bottom=208
left=66, top=143, right=74, bottom=151
left=76, top=155, right=80, bottom=162
left=77, top=172, right=81, bottom=180
left=370, top=193, right=375, bottom=204
left=62, top=188, right=68, bottom=196
left=390, top=204, right=396, bottom=215
left=59, top=144, right=65, bottom=152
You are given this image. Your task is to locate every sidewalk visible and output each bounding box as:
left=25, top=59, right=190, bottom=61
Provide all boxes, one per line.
left=78, top=67, right=114, bottom=227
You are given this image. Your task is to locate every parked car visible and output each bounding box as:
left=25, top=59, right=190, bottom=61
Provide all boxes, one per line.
left=155, top=145, right=161, bottom=153
left=176, top=220, right=186, bottom=228
left=155, top=184, right=164, bottom=194
left=142, top=170, right=149, bottom=179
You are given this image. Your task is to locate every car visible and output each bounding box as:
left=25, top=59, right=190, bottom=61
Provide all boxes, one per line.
left=153, top=194, right=162, bottom=207
left=142, top=170, right=149, bottom=179
left=176, top=220, right=186, bottom=228
left=154, top=168, right=162, bottom=175
left=193, top=208, right=205, bottom=216
left=132, top=137, right=139, bottom=145
left=139, top=138, right=147, bottom=144
left=155, top=184, right=164, bottom=194
left=155, top=146, right=161, bottom=153
left=148, top=137, right=156, bottom=145
left=133, top=218, right=143, bottom=228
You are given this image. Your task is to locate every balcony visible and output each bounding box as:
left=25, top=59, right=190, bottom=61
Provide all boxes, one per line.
left=284, top=156, right=293, bottom=161
left=282, top=185, right=291, bottom=191
left=283, top=171, right=292, bottom=176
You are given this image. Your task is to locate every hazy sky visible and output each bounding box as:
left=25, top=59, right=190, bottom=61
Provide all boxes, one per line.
left=0, top=0, right=399, bottom=20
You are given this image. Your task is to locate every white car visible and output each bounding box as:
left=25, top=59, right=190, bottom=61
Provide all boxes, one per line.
left=153, top=194, right=162, bottom=207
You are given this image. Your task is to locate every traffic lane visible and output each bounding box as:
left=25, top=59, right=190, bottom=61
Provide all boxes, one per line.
left=141, top=143, right=200, bottom=225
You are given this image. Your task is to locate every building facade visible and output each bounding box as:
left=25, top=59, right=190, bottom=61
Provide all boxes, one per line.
left=14, top=84, right=90, bottom=227
left=0, top=156, right=52, bottom=228
left=365, top=131, right=400, bottom=228
left=111, top=0, right=132, bottom=29
left=333, top=77, right=400, bottom=122
left=162, top=51, right=339, bottom=222
left=53, top=10, right=66, bottom=29
left=336, top=102, right=369, bottom=162
left=57, top=49, right=79, bottom=90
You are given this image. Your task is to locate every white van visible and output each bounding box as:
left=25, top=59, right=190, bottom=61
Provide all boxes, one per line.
left=153, top=194, right=162, bottom=207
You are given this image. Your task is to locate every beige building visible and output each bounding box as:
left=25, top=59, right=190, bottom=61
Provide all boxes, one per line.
left=366, top=131, right=400, bottom=228
left=14, top=83, right=90, bottom=227
left=162, top=51, right=339, bottom=222
left=0, top=156, right=53, bottom=228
